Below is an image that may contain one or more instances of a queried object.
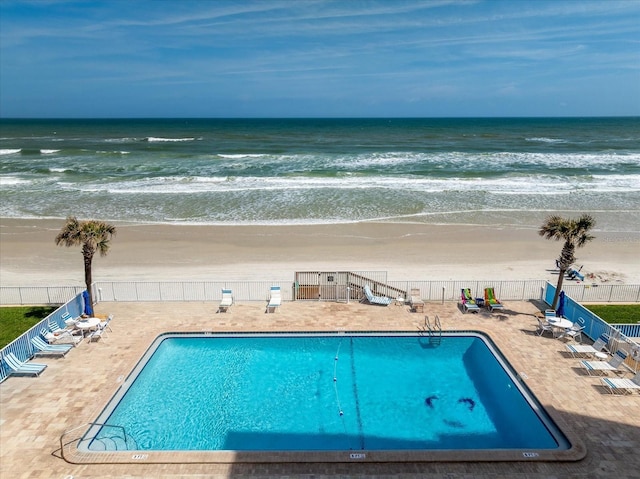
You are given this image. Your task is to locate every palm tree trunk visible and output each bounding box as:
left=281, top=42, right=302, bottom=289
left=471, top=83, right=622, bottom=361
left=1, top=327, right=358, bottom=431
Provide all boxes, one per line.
left=552, top=268, right=566, bottom=310
left=84, top=252, right=94, bottom=311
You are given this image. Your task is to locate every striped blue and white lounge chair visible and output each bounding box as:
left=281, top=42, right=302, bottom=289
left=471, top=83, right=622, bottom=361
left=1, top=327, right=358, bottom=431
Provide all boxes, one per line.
left=580, top=350, right=627, bottom=376
left=601, top=372, right=640, bottom=395
left=566, top=335, right=608, bottom=358
left=30, top=336, right=72, bottom=357
left=48, top=318, right=73, bottom=338
left=60, top=311, right=78, bottom=327
left=362, top=285, right=393, bottom=306
left=218, top=289, right=233, bottom=313
left=266, top=286, right=281, bottom=313
left=3, top=352, right=47, bottom=377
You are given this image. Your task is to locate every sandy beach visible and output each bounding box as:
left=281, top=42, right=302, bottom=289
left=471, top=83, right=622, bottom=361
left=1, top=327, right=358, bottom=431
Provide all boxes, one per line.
left=1, top=218, right=639, bottom=286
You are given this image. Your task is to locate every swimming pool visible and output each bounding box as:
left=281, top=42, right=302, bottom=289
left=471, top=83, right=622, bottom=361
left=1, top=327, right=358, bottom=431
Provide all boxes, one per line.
left=82, top=331, right=575, bottom=462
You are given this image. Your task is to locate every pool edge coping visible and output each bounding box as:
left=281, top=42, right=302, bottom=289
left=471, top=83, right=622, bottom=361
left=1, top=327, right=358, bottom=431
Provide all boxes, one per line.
left=65, top=330, right=587, bottom=465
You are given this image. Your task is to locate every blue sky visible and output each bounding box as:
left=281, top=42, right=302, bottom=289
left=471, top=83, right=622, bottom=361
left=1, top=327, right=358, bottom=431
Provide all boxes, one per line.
left=1, top=0, right=639, bottom=118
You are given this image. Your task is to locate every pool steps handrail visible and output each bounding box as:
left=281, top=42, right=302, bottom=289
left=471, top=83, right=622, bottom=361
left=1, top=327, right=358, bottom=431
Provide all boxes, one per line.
left=60, top=422, right=137, bottom=460
left=419, top=315, right=442, bottom=341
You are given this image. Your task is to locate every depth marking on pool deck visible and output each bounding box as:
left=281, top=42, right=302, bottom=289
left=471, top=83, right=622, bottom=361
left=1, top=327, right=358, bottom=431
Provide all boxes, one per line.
left=350, top=453, right=366, bottom=459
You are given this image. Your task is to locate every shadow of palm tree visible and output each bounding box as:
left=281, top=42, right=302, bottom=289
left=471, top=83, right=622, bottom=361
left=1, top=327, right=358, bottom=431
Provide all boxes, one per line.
left=24, top=306, right=57, bottom=318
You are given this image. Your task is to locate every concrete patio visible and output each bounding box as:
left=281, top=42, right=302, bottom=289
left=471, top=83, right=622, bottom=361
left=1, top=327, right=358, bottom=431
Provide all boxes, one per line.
left=1, top=299, right=638, bottom=478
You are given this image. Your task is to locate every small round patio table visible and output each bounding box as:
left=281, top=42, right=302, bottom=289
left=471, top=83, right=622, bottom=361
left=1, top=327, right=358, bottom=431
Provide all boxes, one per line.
left=74, top=317, right=100, bottom=336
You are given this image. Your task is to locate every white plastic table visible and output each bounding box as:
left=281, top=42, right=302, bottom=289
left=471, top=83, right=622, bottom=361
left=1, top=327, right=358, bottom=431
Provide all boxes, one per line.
left=74, top=317, right=100, bottom=336
left=547, top=317, right=573, bottom=338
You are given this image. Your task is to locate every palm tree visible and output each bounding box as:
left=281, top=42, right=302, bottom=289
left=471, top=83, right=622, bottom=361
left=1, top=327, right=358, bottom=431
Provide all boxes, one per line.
left=538, top=214, right=595, bottom=309
left=55, top=217, right=116, bottom=309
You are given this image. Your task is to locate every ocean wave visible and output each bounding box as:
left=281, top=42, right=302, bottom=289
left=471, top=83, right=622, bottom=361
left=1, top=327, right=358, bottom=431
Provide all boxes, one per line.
left=330, top=151, right=640, bottom=171
left=0, top=176, right=31, bottom=185
left=0, top=149, right=21, bottom=155
left=96, top=150, right=130, bottom=155
left=41, top=149, right=60, bottom=154
left=526, top=137, right=566, bottom=143
left=71, top=173, right=640, bottom=196
left=218, top=154, right=266, bottom=159
left=145, top=137, right=198, bottom=142
left=104, top=137, right=144, bottom=143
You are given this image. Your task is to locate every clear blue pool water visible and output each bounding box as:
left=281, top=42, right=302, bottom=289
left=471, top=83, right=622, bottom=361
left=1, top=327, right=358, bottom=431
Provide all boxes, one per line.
left=88, top=332, right=569, bottom=452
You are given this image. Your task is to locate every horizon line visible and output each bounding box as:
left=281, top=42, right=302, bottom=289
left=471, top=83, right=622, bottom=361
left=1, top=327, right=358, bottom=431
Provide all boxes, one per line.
left=1, top=115, right=639, bottom=121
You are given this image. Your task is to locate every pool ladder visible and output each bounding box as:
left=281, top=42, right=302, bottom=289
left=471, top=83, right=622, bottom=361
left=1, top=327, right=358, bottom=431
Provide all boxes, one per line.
left=419, top=315, right=442, bottom=345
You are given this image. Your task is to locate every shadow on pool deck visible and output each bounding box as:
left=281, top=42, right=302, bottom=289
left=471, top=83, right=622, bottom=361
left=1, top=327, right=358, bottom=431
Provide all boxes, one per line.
left=1, top=300, right=638, bottom=478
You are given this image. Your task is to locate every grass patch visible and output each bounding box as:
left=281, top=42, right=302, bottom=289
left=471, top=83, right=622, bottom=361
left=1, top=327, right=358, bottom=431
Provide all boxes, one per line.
left=0, top=306, right=57, bottom=348
left=585, top=304, right=640, bottom=324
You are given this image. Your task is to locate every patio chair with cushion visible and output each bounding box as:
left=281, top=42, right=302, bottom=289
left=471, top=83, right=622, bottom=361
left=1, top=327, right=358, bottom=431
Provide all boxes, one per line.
left=362, top=284, right=392, bottom=306
left=461, top=288, right=480, bottom=314
left=484, top=287, right=504, bottom=311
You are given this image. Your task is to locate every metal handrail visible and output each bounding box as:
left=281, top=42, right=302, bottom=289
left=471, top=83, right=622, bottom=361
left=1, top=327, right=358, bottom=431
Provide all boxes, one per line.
left=60, top=422, right=134, bottom=461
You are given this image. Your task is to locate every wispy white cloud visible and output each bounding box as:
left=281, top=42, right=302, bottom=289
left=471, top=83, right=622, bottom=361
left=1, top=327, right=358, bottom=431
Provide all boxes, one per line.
left=1, top=0, right=638, bottom=117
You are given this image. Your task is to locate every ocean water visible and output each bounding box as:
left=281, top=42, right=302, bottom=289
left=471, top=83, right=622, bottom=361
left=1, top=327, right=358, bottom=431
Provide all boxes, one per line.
left=1, top=117, right=639, bottom=231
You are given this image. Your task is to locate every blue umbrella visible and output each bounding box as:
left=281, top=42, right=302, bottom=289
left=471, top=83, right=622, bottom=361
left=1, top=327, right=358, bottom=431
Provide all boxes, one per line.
left=82, top=290, right=94, bottom=316
left=557, top=290, right=566, bottom=318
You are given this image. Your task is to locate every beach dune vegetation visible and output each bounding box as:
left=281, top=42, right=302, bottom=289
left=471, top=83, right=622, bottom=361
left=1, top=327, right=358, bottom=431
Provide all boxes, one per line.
left=538, top=214, right=596, bottom=309
left=55, top=217, right=116, bottom=309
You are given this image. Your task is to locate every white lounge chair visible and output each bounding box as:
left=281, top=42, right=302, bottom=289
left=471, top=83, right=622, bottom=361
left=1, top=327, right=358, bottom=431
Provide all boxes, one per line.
left=30, top=336, right=72, bottom=357
left=3, top=352, right=47, bottom=377
left=410, top=288, right=424, bottom=313
left=41, top=327, right=82, bottom=346
left=362, top=284, right=392, bottom=306
left=601, top=372, right=640, bottom=395
left=218, top=289, right=233, bottom=313
left=566, top=335, right=608, bottom=358
left=460, top=288, right=479, bottom=314
left=580, top=350, right=627, bottom=376
left=266, top=286, right=281, bottom=313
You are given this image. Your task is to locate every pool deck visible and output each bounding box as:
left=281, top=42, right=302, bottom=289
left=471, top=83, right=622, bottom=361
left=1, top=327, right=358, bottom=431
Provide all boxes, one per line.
left=1, top=299, right=639, bottom=478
